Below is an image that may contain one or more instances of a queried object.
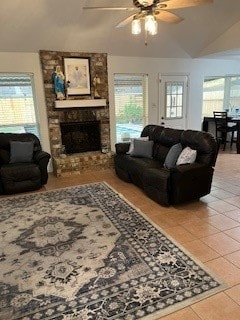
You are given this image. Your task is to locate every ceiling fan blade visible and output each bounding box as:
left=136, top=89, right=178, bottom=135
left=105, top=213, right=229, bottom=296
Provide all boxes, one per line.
left=82, top=7, right=136, bottom=11
left=155, top=10, right=183, bottom=24
left=160, top=0, right=213, bottom=10
left=116, top=14, right=136, bottom=28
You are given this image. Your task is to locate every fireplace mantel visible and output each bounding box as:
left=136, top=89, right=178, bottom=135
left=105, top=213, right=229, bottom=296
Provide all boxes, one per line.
left=55, top=99, right=106, bottom=109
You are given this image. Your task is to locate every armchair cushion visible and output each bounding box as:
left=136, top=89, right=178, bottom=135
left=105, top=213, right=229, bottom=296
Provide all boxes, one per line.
left=1, top=163, right=41, bottom=194
left=10, top=141, right=34, bottom=163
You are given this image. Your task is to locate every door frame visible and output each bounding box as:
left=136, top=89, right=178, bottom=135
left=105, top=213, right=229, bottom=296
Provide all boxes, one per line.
left=158, top=73, right=190, bottom=129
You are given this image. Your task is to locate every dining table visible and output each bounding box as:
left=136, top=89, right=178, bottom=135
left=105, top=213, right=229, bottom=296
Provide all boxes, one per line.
left=202, top=116, right=240, bottom=154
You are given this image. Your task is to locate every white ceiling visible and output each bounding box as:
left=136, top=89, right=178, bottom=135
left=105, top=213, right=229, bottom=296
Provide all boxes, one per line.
left=1, top=0, right=240, bottom=59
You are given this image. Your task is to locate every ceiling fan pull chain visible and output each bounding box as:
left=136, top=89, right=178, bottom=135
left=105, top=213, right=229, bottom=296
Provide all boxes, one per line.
left=145, top=30, right=148, bottom=46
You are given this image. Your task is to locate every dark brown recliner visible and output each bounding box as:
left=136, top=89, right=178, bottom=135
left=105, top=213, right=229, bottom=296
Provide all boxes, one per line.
left=0, top=133, right=51, bottom=194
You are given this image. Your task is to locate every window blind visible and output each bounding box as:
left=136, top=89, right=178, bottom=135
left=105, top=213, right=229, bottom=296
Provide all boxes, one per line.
left=0, top=74, right=39, bottom=136
left=203, top=76, right=240, bottom=117
left=114, top=73, right=148, bottom=143
left=114, top=74, right=148, bottom=123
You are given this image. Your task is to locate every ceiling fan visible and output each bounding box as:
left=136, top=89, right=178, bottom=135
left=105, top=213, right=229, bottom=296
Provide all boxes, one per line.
left=83, top=0, right=213, bottom=31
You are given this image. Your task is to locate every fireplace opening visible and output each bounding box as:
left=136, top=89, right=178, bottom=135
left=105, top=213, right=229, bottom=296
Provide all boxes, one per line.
left=60, top=121, right=101, bottom=154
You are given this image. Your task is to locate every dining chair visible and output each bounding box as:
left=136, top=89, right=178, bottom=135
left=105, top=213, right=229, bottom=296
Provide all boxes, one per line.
left=213, top=111, right=237, bottom=151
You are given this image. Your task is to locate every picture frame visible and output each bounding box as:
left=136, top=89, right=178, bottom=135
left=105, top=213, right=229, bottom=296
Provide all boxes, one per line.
left=63, top=57, right=91, bottom=96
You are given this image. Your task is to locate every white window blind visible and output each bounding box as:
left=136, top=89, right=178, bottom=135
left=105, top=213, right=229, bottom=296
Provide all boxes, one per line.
left=0, top=74, right=39, bottom=136
left=114, top=74, right=148, bottom=142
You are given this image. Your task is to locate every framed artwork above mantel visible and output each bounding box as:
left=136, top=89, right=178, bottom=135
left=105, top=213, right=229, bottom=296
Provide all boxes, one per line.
left=63, top=57, right=91, bottom=96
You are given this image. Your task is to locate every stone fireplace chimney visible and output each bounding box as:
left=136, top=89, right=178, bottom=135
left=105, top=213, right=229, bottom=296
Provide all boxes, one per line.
left=39, top=50, right=112, bottom=176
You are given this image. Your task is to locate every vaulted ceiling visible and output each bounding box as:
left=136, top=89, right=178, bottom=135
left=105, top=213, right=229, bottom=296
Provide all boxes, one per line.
left=1, top=0, right=240, bottom=59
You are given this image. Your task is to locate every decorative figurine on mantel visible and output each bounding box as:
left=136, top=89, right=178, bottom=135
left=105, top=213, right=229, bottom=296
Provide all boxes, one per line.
left=53, top=65, right=65, bottom=100
left=93, top=74, right=101, bottom=99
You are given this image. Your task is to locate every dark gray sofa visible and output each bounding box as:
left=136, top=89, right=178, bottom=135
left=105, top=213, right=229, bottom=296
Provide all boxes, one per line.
left=114, top=125, right=218, bottom=206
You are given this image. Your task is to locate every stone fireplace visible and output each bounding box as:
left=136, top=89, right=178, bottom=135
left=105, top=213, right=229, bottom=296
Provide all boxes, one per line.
left=39, top=50, right=113, bottom=177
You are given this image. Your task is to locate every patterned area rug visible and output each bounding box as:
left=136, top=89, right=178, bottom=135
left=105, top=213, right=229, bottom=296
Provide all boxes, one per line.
left=0, top=182, right=224, bottom=320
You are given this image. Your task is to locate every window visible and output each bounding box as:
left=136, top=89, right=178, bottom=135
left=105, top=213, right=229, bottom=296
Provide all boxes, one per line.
left=203, top=76, right=240, bottom=118
left=165, top=81, right=184, bottom=119
left=0, top=74, right=39, bottom=136
left=114, top=74, right=148, bottom=142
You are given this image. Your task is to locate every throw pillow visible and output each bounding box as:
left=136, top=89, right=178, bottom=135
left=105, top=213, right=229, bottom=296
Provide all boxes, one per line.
left=127, top=136, right=149, bottom=154
left=176, top=146, right=197, bottom=165
left=10, top=141, right=34, bottom=163
left=164, top=143, right=183, bottom=169
left=130, top=139, right=153, bottom=159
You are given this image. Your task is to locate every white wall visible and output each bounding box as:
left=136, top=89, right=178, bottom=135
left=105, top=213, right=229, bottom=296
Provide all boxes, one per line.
left=1, top=52, right=240, bottom=154
left=108, top=56, right=240, bottom=151
left=0, top=52, right=50, bottom=154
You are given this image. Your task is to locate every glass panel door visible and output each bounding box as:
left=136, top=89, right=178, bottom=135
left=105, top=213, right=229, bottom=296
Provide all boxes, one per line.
left=159, top=74, right=188, bottom=129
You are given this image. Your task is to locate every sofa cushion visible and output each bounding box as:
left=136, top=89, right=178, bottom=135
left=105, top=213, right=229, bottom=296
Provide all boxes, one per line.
left=176, top=146, right=197, bottom=165
left=164, top=143, right=182, bottom=169
left=130, top=139, right=153, bottom=158
left=141, top=125, right=164, bottom=140
left=158, top=127, right=183, bottom=146
left=142, top=167, right=171, bottom=205
left=10, top=141, right=34, bottom=163
left=115, top=154, right=160, bottom=172
left=0, top=149, right=10, bottom=164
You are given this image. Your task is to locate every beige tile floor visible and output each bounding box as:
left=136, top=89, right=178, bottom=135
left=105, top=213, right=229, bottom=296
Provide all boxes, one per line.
left=5, top=148, right=240, bottom=319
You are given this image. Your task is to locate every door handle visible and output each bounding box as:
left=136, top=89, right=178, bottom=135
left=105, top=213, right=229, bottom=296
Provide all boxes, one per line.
left=161, top=122, right=165, bottom=125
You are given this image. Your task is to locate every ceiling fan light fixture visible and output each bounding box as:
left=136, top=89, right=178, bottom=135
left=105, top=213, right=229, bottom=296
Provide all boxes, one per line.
left=148, top=19, right=158, bottom=35
left=131, top=17, right=141, bottom=34
left=145, top=14, right=158, bottom=35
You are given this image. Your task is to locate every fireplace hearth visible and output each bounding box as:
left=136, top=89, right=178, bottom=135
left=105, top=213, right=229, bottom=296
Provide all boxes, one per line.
left=60, top=121, right=101, bottom=154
